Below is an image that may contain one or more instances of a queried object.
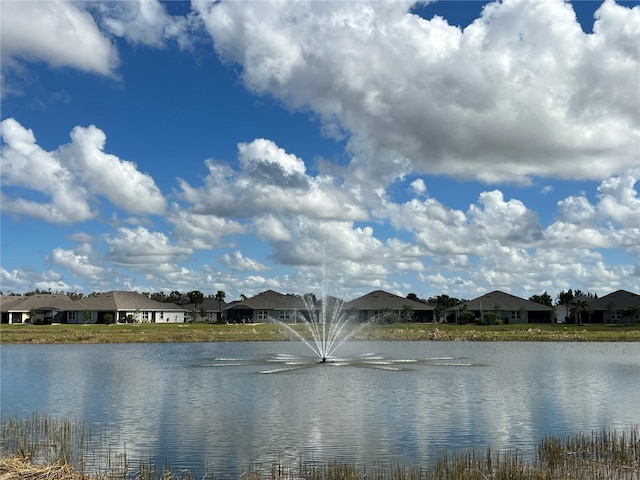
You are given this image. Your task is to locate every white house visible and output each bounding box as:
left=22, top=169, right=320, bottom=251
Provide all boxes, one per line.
left=66, top=291, right=188, bottom=324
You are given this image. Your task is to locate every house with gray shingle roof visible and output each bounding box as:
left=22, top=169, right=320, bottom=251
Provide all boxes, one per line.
left=449, top=290, right=554, bottom=324
left=1, top=294, right=74, bottom=324
left=588, top=290, right=640, bottom=324
left=224, top=290, right=310, bottom=323
left=181, top=297, right=229, bottom=323
left=66, top=291, right=188, bottom=324
left=344, top=290, right=434, bottom=322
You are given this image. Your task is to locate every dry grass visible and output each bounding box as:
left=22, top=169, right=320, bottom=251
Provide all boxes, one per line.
left=1, top=418, right=638, bottom=480
left=0, top=457, right=87, bottom=480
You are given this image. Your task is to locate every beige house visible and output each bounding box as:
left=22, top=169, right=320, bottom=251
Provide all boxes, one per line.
left=450, top=290, right=554, bottom=324
left=66, top=291, right=188, bottom=324
left=181, top=297, right=230, bottom=323
left=1, top=294, right=74, bottom=324
left=344, top=290, right=434, bottom=322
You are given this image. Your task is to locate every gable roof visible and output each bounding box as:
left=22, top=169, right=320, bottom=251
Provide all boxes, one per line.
left=183, top=297, right=229, bottom=312
left=0, top=294, right=74, bottom=312
left=344, top=290, right=434, bottom=311
left=589, top=290, right=640, bottom=310
left=68, top=291, right=187, bottom=312
left=455, top=290, right=553, bottom=312
left=227, top=290, right=308, bottom=311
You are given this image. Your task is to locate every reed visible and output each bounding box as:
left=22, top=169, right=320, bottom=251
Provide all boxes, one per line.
left=1, top=415, right=638, bottom=480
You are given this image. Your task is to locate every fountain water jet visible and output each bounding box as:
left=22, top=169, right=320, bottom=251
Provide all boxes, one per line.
left=271, top=293, right=375, bottom=363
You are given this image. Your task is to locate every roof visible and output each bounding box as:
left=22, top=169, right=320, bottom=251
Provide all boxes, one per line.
left=454, top=291, right=553, bottom=312
left=183, top=297, right=229, bottom=312
left=0, top=294, right=74, bottom=312
left=589, top=290, right=640, bottom=310
left=344, top=290, right=434, bottom=311
left=227, top=290, right=308, bottom=311
left=68, top=291, right=187, bottom=312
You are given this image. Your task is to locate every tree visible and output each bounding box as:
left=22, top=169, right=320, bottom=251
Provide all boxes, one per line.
left=168, top=291, right=183, bottom=304
left=401, top=304, right=414, bottom=322
left=556, top=290, right=574, bottom=322
left=621, top=306, right=640, bottom=326
left=529, top=292, right=553, bottom=307
left=572, top=298, right=591, bottom=326
left=214, top=290, right=226, bottom=323
left=458, top=306, right=476, bottom=325
left=483, top=311, right=498, bottom=325
left=188, top=290, right=204, bottom=321
left=407, top=293, right=425, bottom=303
left=428, top=294, right=462, bottom=323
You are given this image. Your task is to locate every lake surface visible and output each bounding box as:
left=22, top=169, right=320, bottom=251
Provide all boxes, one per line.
left=1, top=341, right=639, bottom=475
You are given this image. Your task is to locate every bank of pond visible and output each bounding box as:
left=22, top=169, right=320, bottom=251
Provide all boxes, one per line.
left=1, top=415, right=638, bottom=480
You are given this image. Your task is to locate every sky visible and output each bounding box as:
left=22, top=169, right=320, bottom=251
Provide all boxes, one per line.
left=1, top=0, right=639, bottom=302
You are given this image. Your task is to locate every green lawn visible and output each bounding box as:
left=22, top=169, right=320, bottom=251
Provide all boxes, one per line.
left=1, top=321, right=638, bottom=344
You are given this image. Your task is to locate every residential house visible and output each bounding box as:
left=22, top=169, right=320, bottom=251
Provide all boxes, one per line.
left=224, top=290, right=309, bottom=323
left=182, top=297, right=229, bottom=322
left=450, top=290, right=554, bottom=324
left=344, top=290, right=434, bottom=322
left=0, top=294, right=74, bottom=324
left=588, top=290, right=640, bottom=324
left=66, top=291, right=188, bottom=324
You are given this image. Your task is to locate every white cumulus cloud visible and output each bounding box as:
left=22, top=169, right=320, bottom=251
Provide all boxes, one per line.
left=222, top=251, right=269, bottom=272
left=0, top=0, right=118, bottom=76
left=0, top=118, right=166, bottom=223
left=195, top=0, right=639, bottom=186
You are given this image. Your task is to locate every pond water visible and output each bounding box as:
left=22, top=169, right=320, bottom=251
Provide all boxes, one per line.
left=1, top=341, right=639, bottom=475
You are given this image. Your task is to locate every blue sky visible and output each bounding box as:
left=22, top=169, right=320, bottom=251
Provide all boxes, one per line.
left=1, top=0, right=639, bottom=301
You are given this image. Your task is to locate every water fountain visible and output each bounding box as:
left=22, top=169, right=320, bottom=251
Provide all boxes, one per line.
left=270, top=293, right=375, bottom=364
left=205, top=269, right=474, bottom=373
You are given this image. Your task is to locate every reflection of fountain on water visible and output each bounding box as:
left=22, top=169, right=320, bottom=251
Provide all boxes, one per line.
left=203, top=353, right=478, bottom=374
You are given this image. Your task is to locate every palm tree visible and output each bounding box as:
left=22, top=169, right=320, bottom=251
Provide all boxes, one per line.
left=188, top=291, right=204, bottom=322
left=214, top=290, right=226, bottom=323
left=572, top=298, right=591, bottom=326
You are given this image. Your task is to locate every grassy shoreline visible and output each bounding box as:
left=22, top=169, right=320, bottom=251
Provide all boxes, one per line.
left=1, top=415, right=638, bottom=480
left=1, top=322, right=638, bottom=344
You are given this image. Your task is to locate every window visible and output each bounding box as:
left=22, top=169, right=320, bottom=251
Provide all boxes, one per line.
left=511, top=311, right=520, bottom=320
left=279, top=311, right=292, bottom=320
left=611, top=311, right=622, bottom=320
left=141, top=311, right=149, bottom=322
left=68, top=311, right=77, bottom=323
left=257, top=310, right=268, bottom=321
